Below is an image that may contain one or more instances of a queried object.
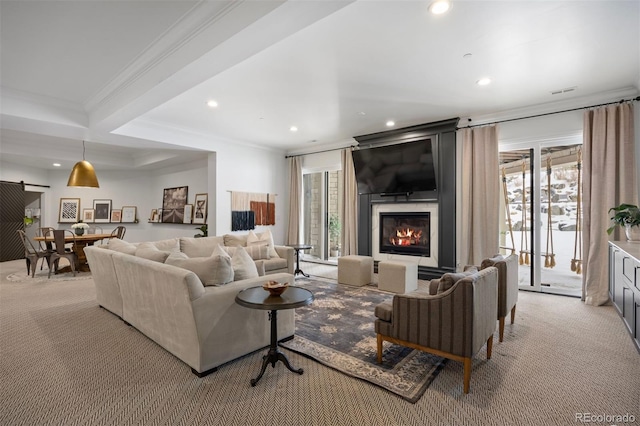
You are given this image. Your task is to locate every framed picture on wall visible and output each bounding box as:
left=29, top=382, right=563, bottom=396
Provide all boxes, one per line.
left=111, top=209, right=122, bottom=223
left=82, top=208, right=95, bottom=223
left=183, top=204, right=193, bottom=224
left=93, top=199, right=112, bottom=223
left=162, top=186, right=188, bottom=223
left=157, top=208, right=163, bottom=223
left=193, top=193, right=208, bottom=224
left=121, top=206, right=137, bottom=223
left=149, top=209, right=157, bottom=222
left=59, top=198, right=80, bottom=223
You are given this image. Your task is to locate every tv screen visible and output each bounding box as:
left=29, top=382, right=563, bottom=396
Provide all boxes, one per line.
left=351, top=139, right=437, bottom=195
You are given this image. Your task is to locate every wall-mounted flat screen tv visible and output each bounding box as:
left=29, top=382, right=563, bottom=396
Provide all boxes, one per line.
left=351, top=139, right=437, bottom=195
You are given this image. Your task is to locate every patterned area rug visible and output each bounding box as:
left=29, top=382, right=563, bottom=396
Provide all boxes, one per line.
left=281, top=277, right=447, bottom=403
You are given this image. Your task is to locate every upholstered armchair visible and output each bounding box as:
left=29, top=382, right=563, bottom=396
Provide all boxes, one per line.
left=374, top=267, right=498, bottom=394
left=480, top=253, right=518, bottom=342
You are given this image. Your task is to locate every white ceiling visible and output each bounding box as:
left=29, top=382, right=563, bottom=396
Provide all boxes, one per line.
left=1, top=0, right=639, bottom=170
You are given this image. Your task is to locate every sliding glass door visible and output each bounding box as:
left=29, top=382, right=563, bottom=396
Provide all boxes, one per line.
left=302, top=170, right=343, bottom=263
left=500, top=143, right=583, bottom=297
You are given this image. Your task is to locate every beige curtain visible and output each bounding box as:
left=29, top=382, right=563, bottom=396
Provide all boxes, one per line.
left=286, top=156, right=302, bottom=245
left=341, top=148, right=358, bottom=255
left=459, top=125, right=500, bottom=267
left=583, top=103, right=636, bottom=305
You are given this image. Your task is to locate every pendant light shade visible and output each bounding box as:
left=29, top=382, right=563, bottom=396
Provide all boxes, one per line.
left=67, top=141, right=100, bottom=188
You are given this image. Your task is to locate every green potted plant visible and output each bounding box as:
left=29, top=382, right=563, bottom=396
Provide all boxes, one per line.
left=329, top=214, right=341, bottom=257
left=194, top=224, right=208, bottom=238
left=607, top=203, right=640, bottom=241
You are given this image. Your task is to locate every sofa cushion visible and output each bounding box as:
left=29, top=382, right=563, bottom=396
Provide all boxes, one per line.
left=150, top=238, right=180, bottom=253
left=481, top=254, right=505, bottom=270
left=165, top=249, right=234, bottom=286
left=438, top=267, right=478, bottom=293
left=231, top=246, right=259, bottom=280
left=107, top=238, right=137, bottom=255
left=223, top=234, right=248, bottom=247
left=263, top=258, right=288, bottom=272
left=180, top=236, right=225, bottom=258
left=247, top=230, right=279, bottom=258
left=135, top=242, right=171, bottom=263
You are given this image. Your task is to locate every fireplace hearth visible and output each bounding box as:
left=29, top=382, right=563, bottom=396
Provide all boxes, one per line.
left=379, top=212, right=430, bottom=257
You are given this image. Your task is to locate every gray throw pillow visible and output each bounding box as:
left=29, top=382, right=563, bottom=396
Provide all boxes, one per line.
left=438, top=267, right=478, bottom=293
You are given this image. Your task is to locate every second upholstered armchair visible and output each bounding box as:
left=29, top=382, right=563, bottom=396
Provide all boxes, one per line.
left=374, top=267, right=498, bottom=393
left=480, top=253, right=518, bottom=342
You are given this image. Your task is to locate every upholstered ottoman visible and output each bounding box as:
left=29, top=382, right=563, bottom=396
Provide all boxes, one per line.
left=338, top=255, right=374, bottom=287
left=378, top=261, right=418, bottom=293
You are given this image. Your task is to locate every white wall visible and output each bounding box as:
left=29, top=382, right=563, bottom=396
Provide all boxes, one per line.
left=1, top=141, right=290, bottom=244
left=213, top=143, right=289, bottom=244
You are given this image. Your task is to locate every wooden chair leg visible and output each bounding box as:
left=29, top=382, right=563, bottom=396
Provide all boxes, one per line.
left=376, top=334, right=383, bottom=363
left=463, top=357, right=472, bottom=394
left=510, top=305, right=516, bottom=324
left=499, top=317, right=505, bottom=342
left=486, top=335, right=493, bottom=359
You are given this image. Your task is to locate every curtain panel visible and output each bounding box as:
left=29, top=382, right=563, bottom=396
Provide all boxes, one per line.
left=341, top=148, right=358, bottom=255
left=583, top=103, right=636, bottom=305
left=287, top=156, right=302, bottom=245
left=458, top=125, right=500, bottom=267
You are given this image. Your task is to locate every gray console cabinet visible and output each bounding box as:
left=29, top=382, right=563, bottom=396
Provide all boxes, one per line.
left=609, top=241, right=640, bottom=353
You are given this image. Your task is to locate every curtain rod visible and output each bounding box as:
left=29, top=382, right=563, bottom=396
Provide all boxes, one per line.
left=458, top=95, right=640, bottom=129
left=285, top=145, right=355, bottom=159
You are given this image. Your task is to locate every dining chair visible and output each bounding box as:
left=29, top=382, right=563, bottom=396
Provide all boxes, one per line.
left=88, top=225, right=103, bottom=234
left=111, top=226, right=126, bottom=239
left=36, top=227, right=56, bottom=268
left=17, top=230, right=52, bottom=278
left=48, top=230, right=78, bottom=278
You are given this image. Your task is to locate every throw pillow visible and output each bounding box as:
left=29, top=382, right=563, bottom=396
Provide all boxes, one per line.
left=481, top=254, right=505, bottom=270
left=135, top=242, right=171, bottom=263
left=107, top=238, right=137, bottom=255
left=437, top=267, right=478, bottom=293
left=165, top=250, right=234, bottom=286
left=231, top=246, right=259, bottom=280
left=247, top=229, right=279, bottom=258
left=244, top=243, right=270, bottom=260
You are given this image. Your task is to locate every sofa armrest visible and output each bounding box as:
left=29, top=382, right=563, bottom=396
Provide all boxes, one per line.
left=274, top=245, right=294, bottom=275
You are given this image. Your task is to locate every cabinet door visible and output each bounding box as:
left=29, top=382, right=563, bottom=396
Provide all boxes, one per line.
left=613, top=250, right=625, bottom=313
left=622, top=287, right=634, bottom=334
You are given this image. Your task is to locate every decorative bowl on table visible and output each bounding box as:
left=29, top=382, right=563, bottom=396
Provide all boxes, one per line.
left=262, top=281, right=289, bottom=296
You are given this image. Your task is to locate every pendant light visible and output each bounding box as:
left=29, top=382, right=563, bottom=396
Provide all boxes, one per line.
left=67, top=140, right=100, bottom=188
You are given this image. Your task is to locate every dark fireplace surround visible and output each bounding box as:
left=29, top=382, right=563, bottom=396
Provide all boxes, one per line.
left=354, top=118, right=459, bottom=279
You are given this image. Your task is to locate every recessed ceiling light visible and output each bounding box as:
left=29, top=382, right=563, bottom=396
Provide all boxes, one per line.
left=386, top=121, right=395, bottom=127
left=290, top=126, right=298, bottom=132
left=429, top=1, right=451, bottom=15
left=358, top=111, right=366, bottom=116
left=206, top=100, right=218, bottom=108
left=53, top=163, right=61, bottom=167
left=463, top=53, right=472, bottom=59
left=476, top=77, right=492, bottom=86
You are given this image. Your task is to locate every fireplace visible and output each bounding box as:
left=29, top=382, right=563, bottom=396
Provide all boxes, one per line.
left=379, top=212, right=430, bottom=257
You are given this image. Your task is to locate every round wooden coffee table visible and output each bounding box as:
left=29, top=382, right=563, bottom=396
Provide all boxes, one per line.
left=235, top=286, right=314, bottom=386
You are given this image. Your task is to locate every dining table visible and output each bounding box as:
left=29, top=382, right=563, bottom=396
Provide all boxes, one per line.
left=34, top=233, right=116, bottom=273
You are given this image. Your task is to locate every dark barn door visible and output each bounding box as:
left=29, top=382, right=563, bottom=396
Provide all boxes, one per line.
left=1, top=181, right=25, bottom=261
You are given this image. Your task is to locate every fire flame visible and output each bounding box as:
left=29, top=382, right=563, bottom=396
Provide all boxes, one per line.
left=389, top=228, right=423, bottom=246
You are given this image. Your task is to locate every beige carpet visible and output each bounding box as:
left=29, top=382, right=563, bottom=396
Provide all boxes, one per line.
left=1, top=258, right=639, bottom=425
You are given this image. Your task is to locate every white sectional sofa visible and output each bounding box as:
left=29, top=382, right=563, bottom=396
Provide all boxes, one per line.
left=84, top=233, right=295, bottom=377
